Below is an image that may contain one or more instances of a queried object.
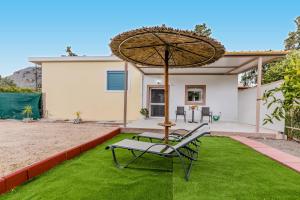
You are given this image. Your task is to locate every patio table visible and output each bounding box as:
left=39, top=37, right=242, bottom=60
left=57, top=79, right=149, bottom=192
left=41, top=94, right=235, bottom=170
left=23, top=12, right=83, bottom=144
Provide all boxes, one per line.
left=188, top=106, right=198, bottom=123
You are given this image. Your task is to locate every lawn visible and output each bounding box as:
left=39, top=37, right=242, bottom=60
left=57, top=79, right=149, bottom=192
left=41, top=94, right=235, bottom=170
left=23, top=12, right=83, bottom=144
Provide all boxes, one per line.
left=1, top=134, right=300, bottom=200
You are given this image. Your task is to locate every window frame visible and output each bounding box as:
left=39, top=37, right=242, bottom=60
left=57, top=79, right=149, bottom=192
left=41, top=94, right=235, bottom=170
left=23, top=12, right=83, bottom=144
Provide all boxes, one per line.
left=185, top=85, right=206, bottom=105
left=105, top=70, right=127, bottom=92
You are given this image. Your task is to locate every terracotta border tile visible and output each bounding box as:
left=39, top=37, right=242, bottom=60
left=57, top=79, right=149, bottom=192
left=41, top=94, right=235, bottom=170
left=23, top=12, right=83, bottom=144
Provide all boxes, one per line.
left=0, top=177, right=6, bottom=194
left=28, top=152, right=66, bottom=179
left=66, top=146, right=81, bottom=160
left=3, top=168, right=29, bottom=192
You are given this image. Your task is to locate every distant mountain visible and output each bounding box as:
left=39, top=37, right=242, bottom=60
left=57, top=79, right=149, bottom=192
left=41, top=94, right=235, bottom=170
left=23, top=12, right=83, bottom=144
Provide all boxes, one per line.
left=6, top=67, right=42, bottom=89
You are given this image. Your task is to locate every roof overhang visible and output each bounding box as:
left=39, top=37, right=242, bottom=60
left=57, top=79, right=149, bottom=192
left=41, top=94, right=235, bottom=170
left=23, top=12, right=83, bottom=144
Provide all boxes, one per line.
left=135, top=51, right=288, bottom=75
left=29, top=51, right=288, bottom=75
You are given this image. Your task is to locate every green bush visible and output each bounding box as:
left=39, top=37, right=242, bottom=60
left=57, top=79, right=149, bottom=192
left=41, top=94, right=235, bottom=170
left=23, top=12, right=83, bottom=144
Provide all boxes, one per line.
left=263, top=50, right=300, bottom=140
left=287, top=108, right=300, bottom=139
left=0, top=86, right=37, bottom=93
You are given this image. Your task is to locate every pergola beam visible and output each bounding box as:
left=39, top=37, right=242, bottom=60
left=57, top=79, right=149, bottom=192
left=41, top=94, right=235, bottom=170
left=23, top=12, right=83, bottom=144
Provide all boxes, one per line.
left=226, top=57, right=258, bottom=74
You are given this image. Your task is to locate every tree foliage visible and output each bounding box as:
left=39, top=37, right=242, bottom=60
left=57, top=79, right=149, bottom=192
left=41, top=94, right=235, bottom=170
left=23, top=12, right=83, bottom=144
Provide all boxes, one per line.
left=194, top=23, right=212, bottom=37
left=0, top=76, right=16, bottom=87
left=284, top=16, right=300, bottom=50
left=263, top=51, right=300, bottom=139
left=241, top=16, right=300, bottom=86
left=66, top=46, right=78, bottom=56
left=240, top=59, right=283, bottom=86
left=0, top=86, right=36, bottom=93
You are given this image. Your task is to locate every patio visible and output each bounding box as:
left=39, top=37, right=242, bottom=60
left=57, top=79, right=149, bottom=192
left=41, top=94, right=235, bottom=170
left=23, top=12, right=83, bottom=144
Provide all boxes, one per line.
left=125, top=118, right=280, bottom=139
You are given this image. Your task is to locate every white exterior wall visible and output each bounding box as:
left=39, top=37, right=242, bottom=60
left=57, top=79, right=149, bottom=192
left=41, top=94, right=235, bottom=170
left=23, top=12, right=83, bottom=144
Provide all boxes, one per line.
left=143, top=75, right=238, bottom=122
left=238, top=80, right=284, bottom=132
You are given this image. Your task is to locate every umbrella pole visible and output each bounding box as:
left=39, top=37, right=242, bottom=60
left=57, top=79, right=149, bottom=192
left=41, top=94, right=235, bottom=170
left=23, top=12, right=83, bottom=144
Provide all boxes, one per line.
left=164, top=48, right=169, bottom=144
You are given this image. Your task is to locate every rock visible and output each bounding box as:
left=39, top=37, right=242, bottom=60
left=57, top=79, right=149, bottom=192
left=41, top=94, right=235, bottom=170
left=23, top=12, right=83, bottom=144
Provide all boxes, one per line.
left=6, top=67, right=41, bottom=89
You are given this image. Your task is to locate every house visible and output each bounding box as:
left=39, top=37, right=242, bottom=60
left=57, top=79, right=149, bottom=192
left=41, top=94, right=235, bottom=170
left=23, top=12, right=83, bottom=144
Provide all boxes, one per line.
left=29, top=50, right=287, bottom=133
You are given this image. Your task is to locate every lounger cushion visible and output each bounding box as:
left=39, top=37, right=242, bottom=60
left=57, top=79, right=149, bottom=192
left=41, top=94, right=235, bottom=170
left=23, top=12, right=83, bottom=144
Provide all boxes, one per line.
left=111, top=139, right=172, bottom=154
left=137, top=132, right=179, bottom=141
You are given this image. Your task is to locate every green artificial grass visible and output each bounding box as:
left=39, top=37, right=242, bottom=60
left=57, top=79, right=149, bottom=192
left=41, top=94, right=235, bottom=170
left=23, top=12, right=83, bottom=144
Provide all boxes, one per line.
left=1, top=134, right=300, bottom=200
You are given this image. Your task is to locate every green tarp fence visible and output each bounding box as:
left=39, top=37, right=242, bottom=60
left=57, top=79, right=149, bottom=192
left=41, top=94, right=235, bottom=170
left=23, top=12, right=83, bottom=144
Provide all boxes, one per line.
left=0, top=92, right=41, bottom=120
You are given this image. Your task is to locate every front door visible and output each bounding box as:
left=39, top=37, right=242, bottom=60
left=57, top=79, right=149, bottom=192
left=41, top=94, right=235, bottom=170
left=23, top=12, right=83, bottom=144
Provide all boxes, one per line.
left=149, top=88, right=165, bottom=117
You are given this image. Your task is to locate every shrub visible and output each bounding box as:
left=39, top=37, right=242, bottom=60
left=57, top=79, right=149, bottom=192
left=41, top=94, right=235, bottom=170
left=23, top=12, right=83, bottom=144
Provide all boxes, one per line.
left=0, top=86, right=37, bottom=93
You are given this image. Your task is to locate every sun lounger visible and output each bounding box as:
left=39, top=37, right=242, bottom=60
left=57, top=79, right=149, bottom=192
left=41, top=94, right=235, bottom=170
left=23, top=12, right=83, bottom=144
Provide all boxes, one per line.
left=132, top=123, right=209, bottom=142
left=106, top=129, right=210, bottom=180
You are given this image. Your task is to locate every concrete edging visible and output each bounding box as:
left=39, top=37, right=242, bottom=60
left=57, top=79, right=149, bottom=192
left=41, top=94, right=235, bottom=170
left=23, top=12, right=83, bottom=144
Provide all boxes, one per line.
left=0, top=128, right=120, bottom=195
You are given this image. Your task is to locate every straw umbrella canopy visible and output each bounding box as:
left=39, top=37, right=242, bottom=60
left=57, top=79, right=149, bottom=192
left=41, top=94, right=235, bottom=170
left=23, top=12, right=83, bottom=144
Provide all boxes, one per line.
left=110, top=26, right=225, bottom=143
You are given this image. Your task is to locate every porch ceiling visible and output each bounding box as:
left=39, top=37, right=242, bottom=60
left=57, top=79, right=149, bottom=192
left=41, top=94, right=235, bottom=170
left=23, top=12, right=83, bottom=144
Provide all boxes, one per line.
left=135, top=51, right=288, bottom=75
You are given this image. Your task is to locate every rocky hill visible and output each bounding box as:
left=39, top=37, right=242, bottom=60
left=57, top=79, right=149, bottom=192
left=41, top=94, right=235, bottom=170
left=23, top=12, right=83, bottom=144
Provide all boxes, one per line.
left=7, top=67, right=42, bottom=89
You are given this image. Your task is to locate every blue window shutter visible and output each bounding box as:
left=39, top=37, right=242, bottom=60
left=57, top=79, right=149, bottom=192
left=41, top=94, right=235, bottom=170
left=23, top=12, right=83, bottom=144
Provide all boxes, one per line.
left=107, top=71, right=125, bottom=90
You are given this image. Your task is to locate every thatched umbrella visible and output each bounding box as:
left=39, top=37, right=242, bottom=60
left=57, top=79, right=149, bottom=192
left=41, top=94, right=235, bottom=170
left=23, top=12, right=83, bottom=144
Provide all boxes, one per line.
left=110, top=26, right=225, bottom=143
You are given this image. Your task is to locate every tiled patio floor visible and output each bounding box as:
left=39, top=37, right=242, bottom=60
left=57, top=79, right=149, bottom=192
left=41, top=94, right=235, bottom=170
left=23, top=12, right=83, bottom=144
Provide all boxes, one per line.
left=125, top=118, right=280, bottom=138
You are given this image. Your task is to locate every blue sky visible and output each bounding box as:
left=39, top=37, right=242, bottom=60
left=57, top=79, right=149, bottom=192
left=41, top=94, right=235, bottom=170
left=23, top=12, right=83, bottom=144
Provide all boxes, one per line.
left=0, top=0, right=299, bottom=75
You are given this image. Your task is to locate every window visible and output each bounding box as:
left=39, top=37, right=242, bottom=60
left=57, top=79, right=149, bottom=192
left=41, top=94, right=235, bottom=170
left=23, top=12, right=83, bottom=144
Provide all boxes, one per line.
left=107, top=71, right=125, bottom=91
left=185, top=85, right=206, bottom=105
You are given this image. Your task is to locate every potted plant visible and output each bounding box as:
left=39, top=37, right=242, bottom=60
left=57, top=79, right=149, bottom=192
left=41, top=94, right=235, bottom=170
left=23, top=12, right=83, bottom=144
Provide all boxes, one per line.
left=213, top=112, right=221, bottom=122
left=73, top=111, right=82, bottom=124
left=22, top=105, right=33, bottom=122
left=140, top=108, right=149, bottom=119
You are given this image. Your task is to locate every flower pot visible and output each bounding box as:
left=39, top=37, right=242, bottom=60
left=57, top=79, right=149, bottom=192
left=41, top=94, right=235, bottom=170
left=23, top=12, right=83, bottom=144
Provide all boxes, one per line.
left=73, top=118, right=82, bottom=124
left=23, top=118, right=33, bottom=123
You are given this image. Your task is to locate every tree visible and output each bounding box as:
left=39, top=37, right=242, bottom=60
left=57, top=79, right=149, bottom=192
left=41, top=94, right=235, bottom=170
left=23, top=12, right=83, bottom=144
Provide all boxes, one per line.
left=194, top=23, right=212, bottom=37
left=0, top=76, right=16, bottom=87
left=263, top=51, right=300, bottom=139
left=66, top=46, right=78, bottom=56
left=240, top=69, right=257, bottom=86
left=284, top=16, right=300, bottom=50
left=263, top=61, right=285, bottom=84
left=241, top=16, right=300, bottom=86
left=240, top=59, right=283, bottom=86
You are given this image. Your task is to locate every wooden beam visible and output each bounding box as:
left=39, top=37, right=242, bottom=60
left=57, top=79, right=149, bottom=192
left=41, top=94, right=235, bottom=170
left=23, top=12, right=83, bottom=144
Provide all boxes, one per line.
left=164, top=49, right=170, bottom=144
left=123, top=62, right=128, bottom=128
left=256, top=57, right=263, bottom=133
left=237, top=57, right=284, bottom=74
left=224, top=51, right=288, bottom=57
left=226, top=57, right=258, bottom=74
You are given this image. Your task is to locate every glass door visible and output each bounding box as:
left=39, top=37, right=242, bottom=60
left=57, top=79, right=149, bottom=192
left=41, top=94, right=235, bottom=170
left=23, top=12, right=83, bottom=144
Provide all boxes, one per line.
left=149, top=88, right=165, bottom=117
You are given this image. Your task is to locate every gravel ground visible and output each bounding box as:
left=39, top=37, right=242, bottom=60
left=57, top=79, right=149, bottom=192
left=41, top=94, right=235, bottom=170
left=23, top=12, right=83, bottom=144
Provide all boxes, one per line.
left=0, top=120, right=116, bottom=177
left=254, top=138, right=300, bottom=158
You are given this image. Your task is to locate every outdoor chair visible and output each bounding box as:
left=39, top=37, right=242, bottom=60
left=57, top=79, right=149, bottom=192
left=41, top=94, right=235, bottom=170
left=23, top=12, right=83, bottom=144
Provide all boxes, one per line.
left=201, top=107, right=212, bottom=123
left=106, top=129, right=210, bottom=181
left=175, top=106, right=186, bottom=122
left=132, top=123, right=209, bottom=142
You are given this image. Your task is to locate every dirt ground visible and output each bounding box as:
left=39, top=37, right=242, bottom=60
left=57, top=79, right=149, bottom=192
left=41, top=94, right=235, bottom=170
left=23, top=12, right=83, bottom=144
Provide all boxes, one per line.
left=255, top=138, right=300, bottom=158
left=0, top=120, right=117, bottom=177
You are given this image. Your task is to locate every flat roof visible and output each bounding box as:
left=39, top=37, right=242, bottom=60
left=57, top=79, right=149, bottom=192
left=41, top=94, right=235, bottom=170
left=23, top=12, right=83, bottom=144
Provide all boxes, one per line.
left=29, top=55, right=122, bottom=64
left=29, top=50, right=288, bottom=75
